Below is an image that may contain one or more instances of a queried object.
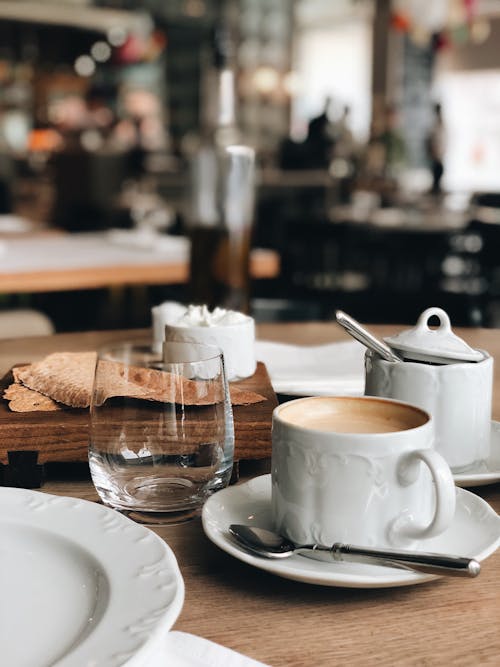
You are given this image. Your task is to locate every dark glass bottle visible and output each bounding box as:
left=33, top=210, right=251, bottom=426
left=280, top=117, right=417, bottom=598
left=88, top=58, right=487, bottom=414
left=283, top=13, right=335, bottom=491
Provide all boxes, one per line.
left=186, top=25, right=255, bottom=313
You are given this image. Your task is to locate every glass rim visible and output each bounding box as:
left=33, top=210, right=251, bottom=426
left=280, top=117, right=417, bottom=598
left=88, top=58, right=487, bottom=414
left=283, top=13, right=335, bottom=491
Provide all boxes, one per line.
left=96, top=338, right=224, bottom=364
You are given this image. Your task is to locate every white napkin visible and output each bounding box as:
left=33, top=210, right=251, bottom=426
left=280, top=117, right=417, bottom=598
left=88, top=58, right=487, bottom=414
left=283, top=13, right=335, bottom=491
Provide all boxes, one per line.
left=255, top=339, right=365, bottom=396
left=147, top=631, right=270, bottom=667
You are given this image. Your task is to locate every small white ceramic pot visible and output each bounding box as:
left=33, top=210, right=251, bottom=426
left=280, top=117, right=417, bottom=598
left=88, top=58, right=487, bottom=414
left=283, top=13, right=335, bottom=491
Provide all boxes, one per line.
left=164, top=318, right=256, bottom=381
left=365, top=349, right=493, bottom=472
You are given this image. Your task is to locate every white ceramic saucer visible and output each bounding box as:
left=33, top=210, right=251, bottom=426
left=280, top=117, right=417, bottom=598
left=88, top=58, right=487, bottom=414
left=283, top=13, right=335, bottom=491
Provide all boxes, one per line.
left=454, top=420, right=500, bottom=487
left=202, top=474, right=500, bottom=589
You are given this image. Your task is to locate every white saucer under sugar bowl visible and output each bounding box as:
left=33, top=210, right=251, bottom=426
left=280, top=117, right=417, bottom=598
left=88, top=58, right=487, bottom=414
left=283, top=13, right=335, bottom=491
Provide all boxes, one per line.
left=365, top=307, right=493, bottom=472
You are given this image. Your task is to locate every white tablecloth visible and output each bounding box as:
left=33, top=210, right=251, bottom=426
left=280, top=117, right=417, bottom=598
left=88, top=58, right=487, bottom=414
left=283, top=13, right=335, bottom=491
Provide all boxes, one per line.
left=0, top=231, right=189, bottom=273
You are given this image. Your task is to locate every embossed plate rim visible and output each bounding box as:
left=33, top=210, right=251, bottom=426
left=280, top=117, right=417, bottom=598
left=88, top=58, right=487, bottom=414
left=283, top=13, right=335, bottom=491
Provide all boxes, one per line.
left=202, top=474, right=500, bottom=588
left=0, top=487, right=184, bottom=667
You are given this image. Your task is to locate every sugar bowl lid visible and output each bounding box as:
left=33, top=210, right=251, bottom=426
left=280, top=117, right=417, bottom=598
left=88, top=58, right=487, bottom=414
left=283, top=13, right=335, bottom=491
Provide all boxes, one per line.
left=384, top=307, right=484, bottom=363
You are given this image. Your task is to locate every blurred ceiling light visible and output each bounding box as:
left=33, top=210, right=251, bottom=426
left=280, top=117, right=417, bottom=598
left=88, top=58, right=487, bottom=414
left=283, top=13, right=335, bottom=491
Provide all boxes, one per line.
left=253, top=66, right=280, bottom=95
left=182, top=0, right=206, bottom=17
left=91, top=41, right=112, bottom=63
left=3, top=111, right=30, bottom=152
left=283, top=71, right=301, bottom=96
left=80, top=129, right=104, bottom=152
left=329, top=158, right=351, bottom=178
left=108, top=26, right=128, bottom=47
left=470, top=18, right=491, bottom=44
left=74, top=55, right=95, bottom=77
left=48, top=96, right=87, bottom=128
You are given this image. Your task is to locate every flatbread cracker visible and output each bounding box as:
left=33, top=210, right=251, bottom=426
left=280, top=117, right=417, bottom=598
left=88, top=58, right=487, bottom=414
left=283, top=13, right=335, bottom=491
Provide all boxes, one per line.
left=12, top=351, right=265, bottom=409
left=15, top=352, right=97, bottom=408
left=12, top=365, right=30, bottom=383
left=3, top=383, right=62, bottom=412
left=97, top=360, right=265, bottom=406
left=228, top=386, right=266, bottom=405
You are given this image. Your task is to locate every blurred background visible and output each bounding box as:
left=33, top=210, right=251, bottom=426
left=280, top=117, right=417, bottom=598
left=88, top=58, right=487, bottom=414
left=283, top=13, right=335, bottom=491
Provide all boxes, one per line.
left=1, top=0, right=500, bottom=335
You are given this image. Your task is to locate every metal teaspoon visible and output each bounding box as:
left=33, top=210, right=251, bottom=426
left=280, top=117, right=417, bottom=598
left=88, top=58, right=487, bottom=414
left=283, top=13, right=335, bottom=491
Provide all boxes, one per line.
left=335, top=310, right=403, bottom=363
left=229, top=525, right=480, bottom=578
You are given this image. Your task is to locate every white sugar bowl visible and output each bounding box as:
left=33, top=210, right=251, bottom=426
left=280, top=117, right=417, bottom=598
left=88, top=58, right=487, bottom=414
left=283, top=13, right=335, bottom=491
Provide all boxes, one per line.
left=365, top=307, right=493, bottom=472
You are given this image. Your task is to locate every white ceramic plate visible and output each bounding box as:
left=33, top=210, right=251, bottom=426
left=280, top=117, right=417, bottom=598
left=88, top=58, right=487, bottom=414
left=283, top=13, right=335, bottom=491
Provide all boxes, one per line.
left=202, top=475, right=500, bottom=589
left=0, top=488, right=184, bottom=667
left=454, top=421, right=500, bottom=487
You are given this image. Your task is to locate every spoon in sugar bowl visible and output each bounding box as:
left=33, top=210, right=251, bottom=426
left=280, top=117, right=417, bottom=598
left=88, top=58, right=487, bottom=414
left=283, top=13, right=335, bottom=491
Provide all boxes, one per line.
left=335, top=310, right=403, bottom=363
left=336, top=307, right=485, bottom=365
left=229, top=525, right=481, bottom=578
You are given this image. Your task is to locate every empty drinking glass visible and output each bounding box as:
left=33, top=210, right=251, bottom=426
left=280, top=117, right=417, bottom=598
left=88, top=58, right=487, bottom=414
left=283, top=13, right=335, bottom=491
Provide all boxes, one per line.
left=89, top=340, right=234, bottom=523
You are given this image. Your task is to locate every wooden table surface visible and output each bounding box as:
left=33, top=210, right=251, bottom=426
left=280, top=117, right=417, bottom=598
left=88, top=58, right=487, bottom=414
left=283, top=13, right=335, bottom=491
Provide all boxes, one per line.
left=1, top=322, right=499, bottom=666
left=0, top=250, right=278, bottom=292
left=0, top=232, right=278, bottom=293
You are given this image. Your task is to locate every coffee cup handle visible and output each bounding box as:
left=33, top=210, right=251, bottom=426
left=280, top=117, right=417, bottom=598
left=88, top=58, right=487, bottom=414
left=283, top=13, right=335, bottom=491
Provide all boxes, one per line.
left=393, top=449, right=456, bottom=542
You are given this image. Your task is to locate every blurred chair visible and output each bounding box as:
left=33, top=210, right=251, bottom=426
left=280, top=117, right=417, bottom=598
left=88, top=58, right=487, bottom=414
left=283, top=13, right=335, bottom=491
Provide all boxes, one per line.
left=251, top=219, right=369, bottom=322
left=0, top=309, right=55, bottom=339
left=51, top=149, right=129, bottom=231
left=472, top=192, right=500, bottom=209
left=467, top=218, right=500, bottom=286
left=463, top=218, right=500, bottom=325
left=253, top=215, right=486, bottom=326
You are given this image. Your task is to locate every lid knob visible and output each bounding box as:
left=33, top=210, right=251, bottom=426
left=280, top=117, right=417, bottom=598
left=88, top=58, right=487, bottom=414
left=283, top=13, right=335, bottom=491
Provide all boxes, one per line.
left=383, top=307, right=484, bottom=363
left=415, top=307, right=451, bottom=335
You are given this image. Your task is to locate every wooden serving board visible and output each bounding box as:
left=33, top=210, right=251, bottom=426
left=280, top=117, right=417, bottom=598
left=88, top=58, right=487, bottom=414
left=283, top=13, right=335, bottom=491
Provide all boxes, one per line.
left=0, top=362, right=277, bottom=481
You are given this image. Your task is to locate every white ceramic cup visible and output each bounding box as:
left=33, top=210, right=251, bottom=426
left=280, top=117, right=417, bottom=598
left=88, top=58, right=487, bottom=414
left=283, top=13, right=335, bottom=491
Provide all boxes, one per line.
left=271, top=396, right=456, bottom=549
left=365, top=349, right=493, bottom=472
left=163, top=319, right=256, bottom=381
left=151, top=302, right=256, bottom=381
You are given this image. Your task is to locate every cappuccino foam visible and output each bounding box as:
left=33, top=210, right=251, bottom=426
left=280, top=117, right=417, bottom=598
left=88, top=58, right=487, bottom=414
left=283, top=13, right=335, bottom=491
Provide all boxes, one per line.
left=278, top=396, right=427, bottom=434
